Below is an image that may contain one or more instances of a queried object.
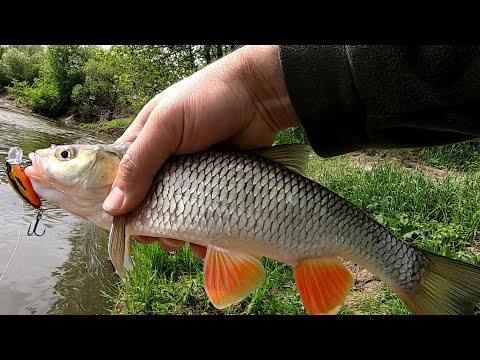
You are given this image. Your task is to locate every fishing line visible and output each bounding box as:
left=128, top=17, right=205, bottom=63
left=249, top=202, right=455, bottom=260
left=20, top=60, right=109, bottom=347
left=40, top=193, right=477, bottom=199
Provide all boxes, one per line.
left=0, top=202, right=24, bottom=282
left=0, top=152, right=23, bottom=282
left=0, top=147, right=41, bottom=282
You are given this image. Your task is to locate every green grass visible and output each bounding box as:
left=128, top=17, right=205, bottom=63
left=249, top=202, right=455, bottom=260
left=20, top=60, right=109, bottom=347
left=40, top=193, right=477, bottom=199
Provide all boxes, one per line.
left=105, top=129, right=480, bottom=315
left=273, top=126, right=309, bottom=145
left=80, top=117, right=133, bottom=135
left=342, top=285, right=411, bottom=315
left=106, top=242, right=305, bottom=315
left=425, top=139, right=480, bottom=172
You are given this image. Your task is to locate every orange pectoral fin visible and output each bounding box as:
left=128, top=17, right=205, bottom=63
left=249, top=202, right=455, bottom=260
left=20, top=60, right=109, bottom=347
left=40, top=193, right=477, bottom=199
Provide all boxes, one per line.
left=203, top=245, right=266, bottom=309
left=6, top=162, right=42, bottom=209
left=294, top=257, right=353, bottom=315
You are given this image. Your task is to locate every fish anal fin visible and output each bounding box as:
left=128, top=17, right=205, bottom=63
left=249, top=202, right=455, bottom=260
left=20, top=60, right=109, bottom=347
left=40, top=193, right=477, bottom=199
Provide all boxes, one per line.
left=204, top=245, right=266, bottom=309
left=294, top=257, right=353, bottom=315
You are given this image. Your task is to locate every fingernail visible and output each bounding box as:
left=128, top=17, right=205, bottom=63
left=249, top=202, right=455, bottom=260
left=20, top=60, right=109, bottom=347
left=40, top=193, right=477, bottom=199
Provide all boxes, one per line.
left=103, top=186, right=125, bottom=211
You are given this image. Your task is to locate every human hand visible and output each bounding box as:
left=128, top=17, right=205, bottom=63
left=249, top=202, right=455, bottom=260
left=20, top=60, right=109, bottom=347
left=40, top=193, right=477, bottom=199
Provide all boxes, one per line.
left=102, top=45, right=300, bottom=258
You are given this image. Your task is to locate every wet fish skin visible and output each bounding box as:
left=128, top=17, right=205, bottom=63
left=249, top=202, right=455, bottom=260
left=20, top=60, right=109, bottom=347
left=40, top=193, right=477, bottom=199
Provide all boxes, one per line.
left=24, top=143, right=480, bottom=314
left=127, top=148, right=428, bottom=294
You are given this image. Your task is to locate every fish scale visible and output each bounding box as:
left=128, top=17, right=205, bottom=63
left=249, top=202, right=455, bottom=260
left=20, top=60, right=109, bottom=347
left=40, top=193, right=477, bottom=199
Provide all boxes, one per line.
left=128, top=148, right=427, bottom=293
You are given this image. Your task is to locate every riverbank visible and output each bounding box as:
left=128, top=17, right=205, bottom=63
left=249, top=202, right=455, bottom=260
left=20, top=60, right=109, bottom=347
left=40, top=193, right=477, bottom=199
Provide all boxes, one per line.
left=0, top=91, right=132, bottom=140
left=78, top=118, right=133, bottom=139
left=0, top=91, right=35, bottom=116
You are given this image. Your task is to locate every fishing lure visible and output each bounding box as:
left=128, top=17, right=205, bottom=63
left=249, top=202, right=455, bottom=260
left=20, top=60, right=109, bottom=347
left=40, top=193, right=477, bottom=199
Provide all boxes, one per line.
left=5, top=147, right=41, bottom=209
left=5, top=147, right=45, bottom=236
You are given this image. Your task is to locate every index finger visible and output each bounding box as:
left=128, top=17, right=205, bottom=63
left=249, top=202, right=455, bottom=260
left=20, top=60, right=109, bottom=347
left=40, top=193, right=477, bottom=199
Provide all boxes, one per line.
left=116, top=92, right=164, bottom=144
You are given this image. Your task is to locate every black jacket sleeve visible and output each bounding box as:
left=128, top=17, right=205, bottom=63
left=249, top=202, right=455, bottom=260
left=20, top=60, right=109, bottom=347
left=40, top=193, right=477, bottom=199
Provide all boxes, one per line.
left=278, top=45, right=480, bottom=157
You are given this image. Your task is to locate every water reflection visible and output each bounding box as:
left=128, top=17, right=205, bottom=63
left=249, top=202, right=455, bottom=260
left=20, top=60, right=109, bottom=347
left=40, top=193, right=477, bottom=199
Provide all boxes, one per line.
left=0, top=108, right=116, bottom=314
left=48, top=222, right=118, bottom=315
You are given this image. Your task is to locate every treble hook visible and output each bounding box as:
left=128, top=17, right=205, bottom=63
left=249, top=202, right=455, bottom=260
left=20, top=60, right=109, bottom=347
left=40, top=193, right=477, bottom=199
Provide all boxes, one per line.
left=27, top=209, right=46, bottom=236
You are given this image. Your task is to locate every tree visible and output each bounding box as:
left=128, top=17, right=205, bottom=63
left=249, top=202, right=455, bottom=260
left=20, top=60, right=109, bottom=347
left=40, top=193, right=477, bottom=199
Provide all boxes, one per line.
left=216, top=45, right=223, bottom=58
left=111, top=45, right=194, bottom=113
left=44, top=45, right=96, bottom=110
left=0, top=45, right=45, bottom=88
left=16, top=45, right=97, bottom=116
left=72, top=48, right=129, bottom=121
left=204, top=45, right=212, bottom=64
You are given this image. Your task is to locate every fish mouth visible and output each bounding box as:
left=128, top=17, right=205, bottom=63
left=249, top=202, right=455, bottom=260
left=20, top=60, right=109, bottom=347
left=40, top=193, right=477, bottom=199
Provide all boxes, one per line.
left=24, top=151, right=44, bottom=180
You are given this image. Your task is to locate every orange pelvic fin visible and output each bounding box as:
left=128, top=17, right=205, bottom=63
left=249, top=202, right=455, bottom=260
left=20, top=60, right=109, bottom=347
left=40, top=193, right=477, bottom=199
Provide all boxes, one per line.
left=203, top=245, right=265, bottom=309
left=294, top=257, right=353, bottom=315
left=6, top=162, right=42, bottom=209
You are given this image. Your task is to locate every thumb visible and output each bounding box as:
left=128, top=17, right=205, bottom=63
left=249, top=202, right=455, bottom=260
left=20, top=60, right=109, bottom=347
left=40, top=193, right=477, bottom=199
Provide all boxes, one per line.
left=102, top=150, right=170, bottom=216
left=102, top=107, right=181, bottom=216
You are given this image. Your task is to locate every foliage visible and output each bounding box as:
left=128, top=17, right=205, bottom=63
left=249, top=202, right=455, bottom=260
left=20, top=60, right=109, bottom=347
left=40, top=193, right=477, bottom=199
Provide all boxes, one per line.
left=0, top=45, right=45, bottom=88
left=110, top=45, right=232, bottom=114
left=3, top=45, right=234, bottom=120
left=71, top=48, right=130, bottom=121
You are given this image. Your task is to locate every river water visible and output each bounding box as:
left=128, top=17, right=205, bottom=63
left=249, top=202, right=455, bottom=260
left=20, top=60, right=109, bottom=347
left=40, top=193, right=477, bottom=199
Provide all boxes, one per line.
left=0, top=108, right=119, bottom=315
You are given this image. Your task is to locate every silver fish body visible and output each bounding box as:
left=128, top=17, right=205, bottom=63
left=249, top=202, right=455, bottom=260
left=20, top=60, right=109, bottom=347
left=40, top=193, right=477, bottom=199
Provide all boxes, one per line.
left=24, top=143, right=480, bottom=315
left=128, top=149, right=427, bottom=294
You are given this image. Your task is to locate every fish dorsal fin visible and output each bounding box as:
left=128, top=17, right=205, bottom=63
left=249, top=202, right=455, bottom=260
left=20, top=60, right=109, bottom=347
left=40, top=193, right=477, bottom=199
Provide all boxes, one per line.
left=253, top=144, right=312, bottom=175
left=108, top=215, right=129, bottom=278
left=203, top=245, right=266, bottom=309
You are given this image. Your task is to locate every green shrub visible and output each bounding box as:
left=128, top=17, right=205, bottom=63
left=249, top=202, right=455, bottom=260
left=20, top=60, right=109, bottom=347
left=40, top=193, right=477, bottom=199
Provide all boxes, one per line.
left=22, top=79, right=62, bottom=115
left=0, top=46, right=44, bottom=88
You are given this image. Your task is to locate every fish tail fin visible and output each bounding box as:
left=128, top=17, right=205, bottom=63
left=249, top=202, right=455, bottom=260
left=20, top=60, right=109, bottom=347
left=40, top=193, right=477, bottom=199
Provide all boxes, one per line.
left=400, top=249, right=480, bottom=315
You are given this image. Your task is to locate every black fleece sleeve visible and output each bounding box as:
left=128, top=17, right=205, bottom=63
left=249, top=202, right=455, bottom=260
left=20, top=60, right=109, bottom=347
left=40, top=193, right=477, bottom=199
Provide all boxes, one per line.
left=279, top=45, right=480, bottom=157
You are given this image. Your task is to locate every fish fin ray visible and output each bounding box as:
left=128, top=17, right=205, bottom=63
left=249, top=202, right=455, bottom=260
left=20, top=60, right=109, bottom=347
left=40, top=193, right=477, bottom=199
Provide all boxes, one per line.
left=294, top=257, right=353, bottom=315
left=252, top=144, right=312, bottom=175
left=108, top=215, right=127, bottom=278
left=203, top=245, right=265, bottom=309
left=123, top=236, right=134, bottom=270
left=399, top=249, right=480, bottom=315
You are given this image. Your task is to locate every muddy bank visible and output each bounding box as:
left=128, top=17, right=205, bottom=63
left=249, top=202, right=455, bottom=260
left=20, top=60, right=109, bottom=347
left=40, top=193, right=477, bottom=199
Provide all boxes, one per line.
left=0, top=92, right=34, bottom=115
left=0, top=92, right=73, bottom=123
left=0, top=92, right=124, bottom=140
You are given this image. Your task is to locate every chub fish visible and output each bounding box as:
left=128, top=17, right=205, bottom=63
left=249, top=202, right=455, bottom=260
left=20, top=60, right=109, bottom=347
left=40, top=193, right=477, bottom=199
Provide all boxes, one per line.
left=23, top=142, right=480, bottom=315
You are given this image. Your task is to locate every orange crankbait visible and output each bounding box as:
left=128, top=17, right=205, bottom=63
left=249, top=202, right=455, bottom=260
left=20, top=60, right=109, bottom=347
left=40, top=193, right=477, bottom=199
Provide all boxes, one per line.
left=5, top=147, right=42, bottom=209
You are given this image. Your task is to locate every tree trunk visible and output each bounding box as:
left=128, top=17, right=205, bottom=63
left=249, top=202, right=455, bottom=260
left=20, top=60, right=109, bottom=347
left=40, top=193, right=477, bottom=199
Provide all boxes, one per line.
left=216, top=45, right=223, bottom=59
left=189, top=45, right=195, bottom=70
left=204, top=45, right=211, bottom=64
left=108, top=92, right=118, bottom=121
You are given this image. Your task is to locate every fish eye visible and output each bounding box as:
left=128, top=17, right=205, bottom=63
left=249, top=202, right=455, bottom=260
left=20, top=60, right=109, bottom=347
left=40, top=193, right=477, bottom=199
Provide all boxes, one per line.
left=55, top=147, right=77, bottom=161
